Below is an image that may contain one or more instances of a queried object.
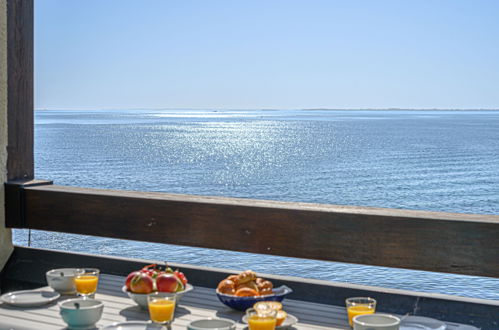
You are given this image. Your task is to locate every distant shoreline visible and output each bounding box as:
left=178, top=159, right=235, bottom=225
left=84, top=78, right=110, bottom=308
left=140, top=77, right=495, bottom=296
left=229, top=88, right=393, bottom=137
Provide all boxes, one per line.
left=35, top=108, right=499, bottom=111
left=301, top=108, right=499, bottom=112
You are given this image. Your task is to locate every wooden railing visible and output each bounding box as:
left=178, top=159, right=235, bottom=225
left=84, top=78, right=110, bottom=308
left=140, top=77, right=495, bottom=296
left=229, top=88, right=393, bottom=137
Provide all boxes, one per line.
left=5, top=181, right=499, bottom=278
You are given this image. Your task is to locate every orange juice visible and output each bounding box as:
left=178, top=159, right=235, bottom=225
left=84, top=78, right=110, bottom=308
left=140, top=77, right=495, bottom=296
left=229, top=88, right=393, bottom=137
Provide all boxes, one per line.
left=74, top=275, right=99, bottom=295
left=148, top=299, right=175, bottom=323
left=347, top=305, right=375, bottom=326
left=248, top=315, right=277, bottom=330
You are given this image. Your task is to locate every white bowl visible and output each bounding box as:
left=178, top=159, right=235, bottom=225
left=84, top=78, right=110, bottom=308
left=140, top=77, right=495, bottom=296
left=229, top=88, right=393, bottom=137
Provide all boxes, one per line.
left=122, top=284, right=193, bottom=309
left=46, top=268, right=78, bottom=294
left=188, top=318, right=236, bottom=330
left=59, top=298, right=103, bottom=329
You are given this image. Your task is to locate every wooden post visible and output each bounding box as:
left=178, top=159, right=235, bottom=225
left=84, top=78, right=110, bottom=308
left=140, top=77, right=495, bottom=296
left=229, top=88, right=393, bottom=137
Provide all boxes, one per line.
left=0, top=0, right=12, bottom=271
left=6, top=0, right=33, bottom=181
left=1, top=0, right=34, bottom=271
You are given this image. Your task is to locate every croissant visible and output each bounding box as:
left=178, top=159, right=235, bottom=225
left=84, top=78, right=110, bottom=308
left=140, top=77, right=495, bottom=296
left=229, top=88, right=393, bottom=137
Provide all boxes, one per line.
left=236, top=270, right=257, bottom=284
left=235, top=280, right=259, bottom=292
left=217, top=279, right=236, bottom=295
left=227, top=275, right=239, bottom=284
left=257, top=281, right=274, bottom=294
left=259, top=287, right=273, bottom=296
left=235, top=287, right=259, bottom=297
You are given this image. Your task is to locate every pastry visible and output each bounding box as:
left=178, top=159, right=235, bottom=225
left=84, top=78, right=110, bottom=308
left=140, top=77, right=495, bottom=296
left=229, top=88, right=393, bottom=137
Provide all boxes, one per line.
left=254, top=301, right=286, bottom=325
left=217, top=279, right=236, bottom=295
left=235, top=287, right=259, bottom=297
left=217, top=270, right=275, bottom=297
left=236, top=280, right=259, bottom=292
left=236, top=270, right=257, bottom=284
left=254, top=301, right=282, bottom=311
left=257, top=280, right=273, bottom=292
left=259, top=287, right=273, bottom=295
left=227, top=275, right=239, bottom=283
left=276, top=310, right=287, bottom=326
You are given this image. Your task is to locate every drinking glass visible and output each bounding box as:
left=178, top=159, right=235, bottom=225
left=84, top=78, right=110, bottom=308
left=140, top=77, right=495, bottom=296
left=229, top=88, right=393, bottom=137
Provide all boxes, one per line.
left=74, top=268, right=100, bottom=298
left=246, top=307, right=277, bottom=330
left=148, top=292, right=176, bottom=326
left=345, top=297, right=376, bottom=327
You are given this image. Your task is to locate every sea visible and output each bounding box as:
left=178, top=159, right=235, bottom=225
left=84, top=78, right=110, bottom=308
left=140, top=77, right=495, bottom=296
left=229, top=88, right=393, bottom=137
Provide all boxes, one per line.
left=13, top=109, right=499, bottom=300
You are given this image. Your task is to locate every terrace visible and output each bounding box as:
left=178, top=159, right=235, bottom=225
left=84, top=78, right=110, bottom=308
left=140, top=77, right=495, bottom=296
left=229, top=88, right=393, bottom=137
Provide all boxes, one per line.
left=1, top=1, right=498, bottom=329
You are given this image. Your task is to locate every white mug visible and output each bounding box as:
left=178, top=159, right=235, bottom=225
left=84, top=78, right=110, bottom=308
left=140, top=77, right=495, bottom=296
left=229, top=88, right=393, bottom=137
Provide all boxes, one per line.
left=353, top=313, right=401, bottom=330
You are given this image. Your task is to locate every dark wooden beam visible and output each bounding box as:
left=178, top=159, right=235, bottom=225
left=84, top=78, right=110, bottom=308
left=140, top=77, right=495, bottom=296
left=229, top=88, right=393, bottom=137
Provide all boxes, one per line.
left=4, top=180, right=53, bottom=227
left=7, top=184, right=499, bottom=278
left=6, top=0, right=34, bottom=181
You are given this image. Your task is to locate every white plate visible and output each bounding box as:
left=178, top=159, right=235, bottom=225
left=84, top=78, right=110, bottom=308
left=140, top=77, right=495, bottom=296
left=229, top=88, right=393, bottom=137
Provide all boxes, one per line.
left=242, top=313, right=298, bottom=329
left=400, top=316, right=446, bottom=330
left=101, top=321, right=163, bottom=329
left=0, top=289, right=60, bottom=307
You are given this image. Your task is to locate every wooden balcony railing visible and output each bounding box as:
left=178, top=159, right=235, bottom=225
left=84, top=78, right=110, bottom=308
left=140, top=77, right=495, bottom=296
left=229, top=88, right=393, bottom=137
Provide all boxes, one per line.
left=5, top=181, right=499, bottom=278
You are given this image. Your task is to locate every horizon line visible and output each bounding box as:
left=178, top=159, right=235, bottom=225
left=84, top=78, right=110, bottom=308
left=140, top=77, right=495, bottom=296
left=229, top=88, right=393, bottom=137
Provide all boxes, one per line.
left=34, top=107, right=499, bottom=111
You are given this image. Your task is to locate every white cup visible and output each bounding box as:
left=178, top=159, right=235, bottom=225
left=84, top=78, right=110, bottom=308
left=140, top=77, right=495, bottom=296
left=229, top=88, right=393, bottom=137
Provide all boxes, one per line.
left=46, top=268, right=78, bottom=294
left=353, top=313, right=401, bottom=330
left=59, top=298, right=103, bottom=329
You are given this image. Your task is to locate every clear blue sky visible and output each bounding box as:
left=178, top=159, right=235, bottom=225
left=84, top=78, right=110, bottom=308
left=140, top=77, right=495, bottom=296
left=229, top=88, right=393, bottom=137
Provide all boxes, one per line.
left=35, top=0, right=499, bottom=110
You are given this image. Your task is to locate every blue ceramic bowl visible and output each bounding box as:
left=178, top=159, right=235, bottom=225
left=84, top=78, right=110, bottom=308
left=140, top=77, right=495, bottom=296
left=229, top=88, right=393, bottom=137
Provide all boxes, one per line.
left=216, top=285, right=292, bottom=311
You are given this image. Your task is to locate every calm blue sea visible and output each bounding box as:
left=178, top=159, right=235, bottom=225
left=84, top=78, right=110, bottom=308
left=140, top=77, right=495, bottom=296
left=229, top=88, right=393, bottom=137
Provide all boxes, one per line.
left=13, top=109, right=499, bottom=300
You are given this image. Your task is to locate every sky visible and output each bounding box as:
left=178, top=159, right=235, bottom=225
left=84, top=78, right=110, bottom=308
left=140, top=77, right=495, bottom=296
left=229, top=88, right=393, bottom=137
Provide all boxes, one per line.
left=35, top=0, right=499, bottom=110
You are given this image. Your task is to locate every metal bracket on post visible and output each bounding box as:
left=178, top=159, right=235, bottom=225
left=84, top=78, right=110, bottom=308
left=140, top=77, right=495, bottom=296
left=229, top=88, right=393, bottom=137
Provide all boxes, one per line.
left=4, top=179, right=53, bottom=228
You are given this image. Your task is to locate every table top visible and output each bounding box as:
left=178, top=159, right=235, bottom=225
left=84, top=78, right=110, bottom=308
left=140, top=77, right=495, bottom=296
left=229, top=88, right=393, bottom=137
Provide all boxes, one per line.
left=0, top=274, right=474, bottom=329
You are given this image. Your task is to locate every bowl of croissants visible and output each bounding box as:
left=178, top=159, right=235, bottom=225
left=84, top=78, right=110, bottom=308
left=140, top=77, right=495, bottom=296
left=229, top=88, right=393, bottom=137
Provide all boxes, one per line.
left=216, top=270, right=292, bottom=311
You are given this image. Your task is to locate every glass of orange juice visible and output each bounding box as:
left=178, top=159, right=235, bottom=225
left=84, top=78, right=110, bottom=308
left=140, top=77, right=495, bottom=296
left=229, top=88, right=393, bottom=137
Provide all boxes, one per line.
left=74, top=268, right=100, bottom=298
left=345, top=297, right=376, bottom=327
left=148, top=292, right=176, bottom=326
left=246, top=307, right=277, bottom=330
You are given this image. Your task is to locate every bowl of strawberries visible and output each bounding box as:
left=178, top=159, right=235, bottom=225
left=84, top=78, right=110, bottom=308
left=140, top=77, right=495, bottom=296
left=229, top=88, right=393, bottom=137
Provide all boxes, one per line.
left=215, top=270, right=292, bottom=311
left=122, top=264, right=193, bottom=309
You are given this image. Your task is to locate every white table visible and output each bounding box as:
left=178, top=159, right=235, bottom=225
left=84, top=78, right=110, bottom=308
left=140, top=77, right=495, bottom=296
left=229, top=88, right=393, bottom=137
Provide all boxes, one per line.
left=0, top=274, right=473, bottom=329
